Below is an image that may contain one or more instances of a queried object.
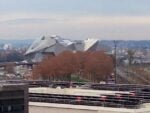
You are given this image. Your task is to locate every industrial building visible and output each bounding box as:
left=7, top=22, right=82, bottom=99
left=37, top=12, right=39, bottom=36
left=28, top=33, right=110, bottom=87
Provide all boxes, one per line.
left=0, top=83, right=28, bottom=113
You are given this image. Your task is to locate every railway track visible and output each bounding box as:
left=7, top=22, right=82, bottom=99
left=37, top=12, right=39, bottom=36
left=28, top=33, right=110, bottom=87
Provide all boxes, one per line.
left=6, top=80, right=150, bottom=108
left=7, top=80, right=150, bottom=91
left=29, top=93, right=145, bottom=109
left=90, top=84, right=150, bottom=91
left=29, top=84, right=150, bottom=108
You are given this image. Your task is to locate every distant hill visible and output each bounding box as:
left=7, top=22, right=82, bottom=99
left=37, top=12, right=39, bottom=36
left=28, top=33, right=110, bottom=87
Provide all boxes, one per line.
left=0, top=39, right=150, bottom=50
left=0, top=39, right=34, bottom=48
left=100, top=40, right=150, bottom=49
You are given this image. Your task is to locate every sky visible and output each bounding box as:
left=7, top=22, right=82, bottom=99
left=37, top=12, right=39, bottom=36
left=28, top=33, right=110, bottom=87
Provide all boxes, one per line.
left=0, top=0, right=150, bottom=40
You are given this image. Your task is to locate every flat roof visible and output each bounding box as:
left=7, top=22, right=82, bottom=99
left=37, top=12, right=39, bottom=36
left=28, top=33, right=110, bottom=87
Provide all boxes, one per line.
left=0, top=83, right=27, bottom=91
left=29, top=87, right=130, bottom=97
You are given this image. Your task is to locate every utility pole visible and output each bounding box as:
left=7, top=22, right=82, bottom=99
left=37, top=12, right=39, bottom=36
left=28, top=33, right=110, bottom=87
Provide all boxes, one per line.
left=114, top=40, right=117, bottom=84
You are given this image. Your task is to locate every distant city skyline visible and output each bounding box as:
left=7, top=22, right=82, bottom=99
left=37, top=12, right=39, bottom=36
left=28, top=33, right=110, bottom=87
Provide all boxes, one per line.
left=0, top=0, right=150, bottom=40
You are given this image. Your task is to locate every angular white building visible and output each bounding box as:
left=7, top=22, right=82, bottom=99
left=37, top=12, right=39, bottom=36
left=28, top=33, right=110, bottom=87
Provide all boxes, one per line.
left=25, top=35, right=104, bottom=62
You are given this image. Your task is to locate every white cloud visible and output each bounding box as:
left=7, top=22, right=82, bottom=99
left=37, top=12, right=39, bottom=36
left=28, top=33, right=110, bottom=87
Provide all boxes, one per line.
left=1, top=13, right=150, bottom=24
left=0, top=13, right=150, bottom=40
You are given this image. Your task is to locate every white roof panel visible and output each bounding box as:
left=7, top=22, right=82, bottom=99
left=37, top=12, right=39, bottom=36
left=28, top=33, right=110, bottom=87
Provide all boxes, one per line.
left=26, top=36, right=56, bottom=54
left=84, top=38, right=99, bottom=51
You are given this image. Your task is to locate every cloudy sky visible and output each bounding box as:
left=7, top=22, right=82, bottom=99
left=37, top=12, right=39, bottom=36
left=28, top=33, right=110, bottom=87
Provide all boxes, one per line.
left=0, top=0, right=150, bottom=40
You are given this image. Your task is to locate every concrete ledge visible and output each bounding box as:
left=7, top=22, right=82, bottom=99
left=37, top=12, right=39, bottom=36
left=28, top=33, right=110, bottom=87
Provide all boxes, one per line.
left=29, top=102, right=150, bottom=113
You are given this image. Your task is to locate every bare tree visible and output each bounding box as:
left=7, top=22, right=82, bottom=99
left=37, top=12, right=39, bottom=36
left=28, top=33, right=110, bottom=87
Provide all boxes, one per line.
left=127, top=49, right=135, bottom=65
left=32, top=51, right=113, bottom=82
left=5, top=63, right=15, bottom=74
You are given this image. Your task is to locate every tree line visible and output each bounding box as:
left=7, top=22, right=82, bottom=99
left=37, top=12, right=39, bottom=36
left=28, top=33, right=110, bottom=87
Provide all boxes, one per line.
left=32, top=51, right=113, bottom=82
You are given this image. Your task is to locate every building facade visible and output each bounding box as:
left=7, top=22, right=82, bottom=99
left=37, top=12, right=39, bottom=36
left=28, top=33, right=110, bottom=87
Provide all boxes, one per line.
left=0, top=83, right=28, bottom=113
